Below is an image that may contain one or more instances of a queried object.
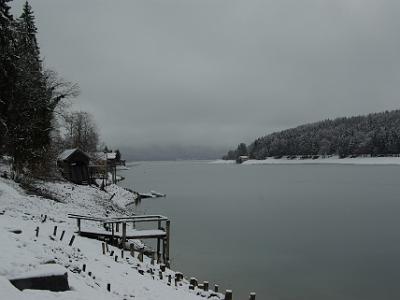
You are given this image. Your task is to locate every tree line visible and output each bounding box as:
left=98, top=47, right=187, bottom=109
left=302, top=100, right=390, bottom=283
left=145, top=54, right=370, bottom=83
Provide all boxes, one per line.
left=224, top=109, right=400, bottom=160
left=0, top=1, right=109, bottom=179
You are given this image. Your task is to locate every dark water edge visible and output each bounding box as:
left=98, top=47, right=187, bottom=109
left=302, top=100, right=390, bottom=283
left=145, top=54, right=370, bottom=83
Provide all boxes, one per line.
left=119, top=161, right=400, bottom=300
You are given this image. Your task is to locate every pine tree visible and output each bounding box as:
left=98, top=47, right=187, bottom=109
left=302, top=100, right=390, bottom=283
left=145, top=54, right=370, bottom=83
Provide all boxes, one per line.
left=0, top=0, right=17, bottom=150
left=5, top=1, right=52, bottom=176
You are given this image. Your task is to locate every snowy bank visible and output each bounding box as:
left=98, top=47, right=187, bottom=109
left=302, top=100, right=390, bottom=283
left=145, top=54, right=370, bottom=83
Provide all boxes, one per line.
left=211, top=156, right=400, bottom=166
left=0, top=178, right=221, bottom=300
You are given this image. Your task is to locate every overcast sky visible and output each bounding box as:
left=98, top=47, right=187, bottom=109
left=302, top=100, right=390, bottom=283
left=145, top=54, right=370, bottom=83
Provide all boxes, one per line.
left=11, top=0, right=400, bottom=151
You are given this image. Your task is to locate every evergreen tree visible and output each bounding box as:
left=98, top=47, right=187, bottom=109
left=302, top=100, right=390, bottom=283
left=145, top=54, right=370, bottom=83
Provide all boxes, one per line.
left=5, top=1, right=52, bottom=176
left=115, top=149, right=121, bottom=161
left=0, top=0, right=16, bottom=150
left=224, top=110, right=400, bottom=160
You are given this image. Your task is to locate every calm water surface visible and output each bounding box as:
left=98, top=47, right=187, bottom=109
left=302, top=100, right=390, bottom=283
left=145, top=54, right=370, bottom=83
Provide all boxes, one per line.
left=119, top=161, right=400, bottom=300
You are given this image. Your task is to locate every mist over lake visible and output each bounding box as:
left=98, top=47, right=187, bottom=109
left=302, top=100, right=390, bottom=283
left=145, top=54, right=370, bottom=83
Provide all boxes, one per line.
left=120, top=161, right=400, bottom=300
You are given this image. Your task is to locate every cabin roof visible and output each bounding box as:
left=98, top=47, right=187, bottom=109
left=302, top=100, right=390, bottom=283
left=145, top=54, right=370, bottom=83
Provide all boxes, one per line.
left=107, top=152, right=117, bottom=160
left=58, top=148, right=90, bottom=162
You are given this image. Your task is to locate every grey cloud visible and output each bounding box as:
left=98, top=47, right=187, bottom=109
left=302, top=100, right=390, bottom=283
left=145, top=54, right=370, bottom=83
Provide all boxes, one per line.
left=11, top=0, right=400, bottom=152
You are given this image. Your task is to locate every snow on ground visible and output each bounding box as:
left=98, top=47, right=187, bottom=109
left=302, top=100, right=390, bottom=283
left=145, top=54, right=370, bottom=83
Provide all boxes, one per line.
left=33, top=181, right=136, bottom=212
left=211, top=156, right=400, bottom=165
left=0, top=178, right=221, bottom=300
left=208, top=160, right=236, bottom=164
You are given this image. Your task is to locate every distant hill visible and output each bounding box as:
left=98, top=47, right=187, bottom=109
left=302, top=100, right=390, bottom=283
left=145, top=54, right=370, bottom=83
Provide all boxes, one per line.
left=224, top=110, right=400, bottom=160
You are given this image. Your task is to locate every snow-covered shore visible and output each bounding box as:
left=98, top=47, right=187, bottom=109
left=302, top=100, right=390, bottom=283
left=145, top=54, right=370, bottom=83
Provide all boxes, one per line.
left=211, top=156, right=400, bottom=166
left=0, top=178, right=220, bottom=300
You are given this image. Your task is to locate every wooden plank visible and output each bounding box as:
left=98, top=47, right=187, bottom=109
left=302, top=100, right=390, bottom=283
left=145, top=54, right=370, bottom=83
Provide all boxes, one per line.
left=78, top=229, right=166, bottom=239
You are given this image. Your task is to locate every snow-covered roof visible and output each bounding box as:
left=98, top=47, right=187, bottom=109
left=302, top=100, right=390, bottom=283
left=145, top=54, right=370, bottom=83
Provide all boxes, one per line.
left=107, top=152, right=117, bottom=160
left=90, top=152, right=107, bottom=161
left=58, top=148, right=79, bottom=161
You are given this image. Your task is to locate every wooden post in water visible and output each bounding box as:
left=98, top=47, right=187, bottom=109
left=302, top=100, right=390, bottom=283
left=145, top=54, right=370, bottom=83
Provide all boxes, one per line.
left=203, top=281, right=209, bottom=292
left=249, top=292, right=256, bottom=300
left=214, top=284, right=219, bottom=293
left=224, top=290, right=232, bottom=300
left=53, top=226, right=57, bottom=236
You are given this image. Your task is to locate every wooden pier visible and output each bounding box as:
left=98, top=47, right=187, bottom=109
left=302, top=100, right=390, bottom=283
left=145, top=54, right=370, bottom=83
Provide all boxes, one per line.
left=68, top=213, right=171, bottom=266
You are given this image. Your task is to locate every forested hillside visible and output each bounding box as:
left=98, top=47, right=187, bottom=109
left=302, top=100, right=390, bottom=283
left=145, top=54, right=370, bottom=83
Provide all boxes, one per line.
left=224, top=110, right=400, bottom=160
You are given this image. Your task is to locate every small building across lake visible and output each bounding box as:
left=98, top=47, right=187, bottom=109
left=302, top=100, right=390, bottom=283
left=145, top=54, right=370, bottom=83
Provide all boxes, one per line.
left=57, top=148, right=90, bottom=185
left=236, top=155, right=249, bottom=164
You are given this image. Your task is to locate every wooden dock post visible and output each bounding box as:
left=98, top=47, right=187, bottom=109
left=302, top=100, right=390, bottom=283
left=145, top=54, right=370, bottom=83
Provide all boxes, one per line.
left=162, top=239, right=166, bottom=264
left=107, top=283, right=111, bottom=292
left=203, top=281, right=209, bottom=291
left=249, top=292, right=256, bottom=300
left=190, top=277, right=198, bottom=287
left=165, top=220, right=170, bottom=267
left=122, top=222, right=127, bottom=246
left=157, top=219, right=162, bottom=263
left=130, top=243, right=135, bottom=257
left=53, top=226, right=57, bottom=236
left=138, top=247, right=144, bottom=262
left=225, top=290, right=232, bottom=300
left=214, top=284, right=219, bottom=293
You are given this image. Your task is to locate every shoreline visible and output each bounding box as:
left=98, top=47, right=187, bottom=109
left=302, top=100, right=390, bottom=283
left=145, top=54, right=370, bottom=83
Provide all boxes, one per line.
left=0, top=175, right=221, bottom=300
left=211, top=156, right=400, bottom=166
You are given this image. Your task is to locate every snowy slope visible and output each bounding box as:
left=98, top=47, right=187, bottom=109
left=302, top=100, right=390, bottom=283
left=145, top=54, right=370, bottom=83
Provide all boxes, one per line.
left=0, top=178, right=221, bottom=300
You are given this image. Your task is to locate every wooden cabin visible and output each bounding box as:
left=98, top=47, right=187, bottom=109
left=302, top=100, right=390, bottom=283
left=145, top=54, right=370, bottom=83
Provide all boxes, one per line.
left=89, top=152, right=118, bottom=185
left=57, top=148, right=90, bottom=185
left=236, top=155, right=249, bottom=164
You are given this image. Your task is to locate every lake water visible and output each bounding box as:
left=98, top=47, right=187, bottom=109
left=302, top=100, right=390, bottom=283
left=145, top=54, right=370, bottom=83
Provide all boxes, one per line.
left=119, top=161, right=400, bottom=300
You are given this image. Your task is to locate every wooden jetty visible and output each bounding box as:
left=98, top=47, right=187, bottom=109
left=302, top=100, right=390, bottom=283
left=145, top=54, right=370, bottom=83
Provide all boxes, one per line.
left=68, top=213, right=171, bottom=266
